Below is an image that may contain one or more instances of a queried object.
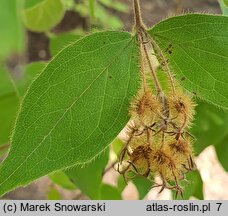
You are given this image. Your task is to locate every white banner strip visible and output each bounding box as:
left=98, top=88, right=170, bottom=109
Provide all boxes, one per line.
left=0, top=200, right=227, bottom=216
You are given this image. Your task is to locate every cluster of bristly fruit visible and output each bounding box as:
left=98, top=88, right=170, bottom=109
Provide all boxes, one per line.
left=116, top=85, right=196, bottom=197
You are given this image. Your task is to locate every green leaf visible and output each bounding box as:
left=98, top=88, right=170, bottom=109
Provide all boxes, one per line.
left=49, top=33, right=82, bottom=56
left=0, top=31, right=139, bottom=196
left=0, top=67, right=19, bottom=146
left=23, top=0, right=44, bottom=9
left=89, top=0, right=95, bottom=19
left=47, top=186, right=61, bottom=200
left=215, top=135, right=228, bottom=171
left=65, top=150, right=109, bottom=199
left=118, top=174, right=152, bottom=200
left=21, top=0, right=65, bottom=32
left=149, top=14, right=228, bottom=110
left=49, top=171, right=76, bottom=190
left=75, top=2, right=123, bottom=30
left=0, top=62, right=45, bottom=147
left=95, top=5, right=123, bottom=29
left=17, top=62, right=46, bottom=96
left=148, top=68, right=170, bottom=95
left=112, top=138, right=124, bottom=156
left=132, top=176, right=151, bottom=200
left=219, top=0, right=228, bottom=15
left=0, top=67, right=18, bottom=99
left=0, top=95, right=19, bottom=147
left=62, top=0, right=75, bottom=10
left=191, top=100, right=228, bottom=154
left=0, top=0, right=24, bottom=59
left=99, top=0, right=128, bottom=12
left=99, top=184, right=122, bottom=200
left=180, top=170, right=203, bottom=200
left=117, top=175, right=126, bottom=193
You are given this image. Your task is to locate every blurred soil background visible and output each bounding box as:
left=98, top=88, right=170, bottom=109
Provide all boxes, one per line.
left=4, top=0, right=228, bottom=200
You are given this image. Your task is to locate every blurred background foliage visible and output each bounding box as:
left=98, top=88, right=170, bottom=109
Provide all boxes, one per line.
left=0, top=0, right=228, bottom=200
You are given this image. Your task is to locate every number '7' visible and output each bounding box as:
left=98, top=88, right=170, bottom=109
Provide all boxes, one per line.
left=216, top=203, right=222, bottom=211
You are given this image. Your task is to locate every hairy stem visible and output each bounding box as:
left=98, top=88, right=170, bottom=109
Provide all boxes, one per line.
left=133, top=0, right=143, bottom=31
left=139, top=42, right=147, bottom=92
left=133, top=0, right=163, bottom=95
left=149, top=36, right=176, bottom=94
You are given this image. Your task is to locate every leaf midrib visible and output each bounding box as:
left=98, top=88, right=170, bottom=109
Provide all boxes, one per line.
left=0, top=36, right=135, bottom=188
left=16, top=37, right=133, bottom=147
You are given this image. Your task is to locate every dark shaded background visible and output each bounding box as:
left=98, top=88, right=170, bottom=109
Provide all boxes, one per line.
left=27, top=0, right=220, bottom=62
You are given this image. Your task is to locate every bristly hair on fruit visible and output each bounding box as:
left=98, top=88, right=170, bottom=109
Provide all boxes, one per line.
left=114, top=0, right=196, bottom=198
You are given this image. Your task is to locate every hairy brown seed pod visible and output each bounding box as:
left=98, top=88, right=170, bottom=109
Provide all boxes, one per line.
left=168, top=138, right=192, bottom=156
left=129, top=89, right=160, bottom=127
left=129, top=145, right=153, bottom=176
left=150, top=147, right=183, bottom=182
left=116, top=144, right=153, bottom=182
left=167, top=138, right=195, bottom=171
left=169, top=90, right=195, bottom=130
